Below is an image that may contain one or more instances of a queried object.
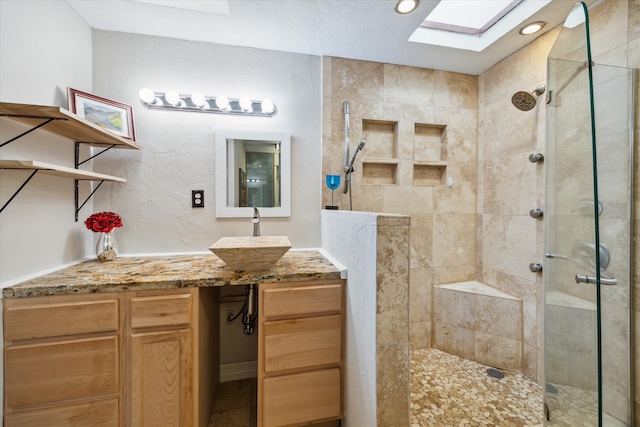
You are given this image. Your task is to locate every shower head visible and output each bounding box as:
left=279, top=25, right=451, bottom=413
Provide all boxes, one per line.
left=346, top=138, right=367, bottom=173
left=511, top=85, right=546, bottom=111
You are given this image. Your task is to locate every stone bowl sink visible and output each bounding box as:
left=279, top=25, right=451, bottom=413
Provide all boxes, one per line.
left=209, top=236, right=291, bottom=271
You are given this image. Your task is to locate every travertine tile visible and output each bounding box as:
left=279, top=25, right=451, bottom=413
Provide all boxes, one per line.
left=410, top=321, right=431, bottom=350
left=474, top=294, right=522, bottom=341
left=383, top=64, right=434, bottom=107
left=410, top=267, right=431, bottom=324
left=377, top=343, right=410, bottom=426
left=433, top=322, right=475, bottom=360
left=432, top=213, right=475, bottom=268
left=630, top=0, right=640, bottom=40
left=482, top=214, right=537, bottom=280
left=330, top=57, right=384, bottom=102
left=410, top=214, right=433, bottom=270
left=482, top=153, right=537, bottom=216
left=588, top=0, right=629, bottom=59
left=433, top=70, right=478, bottom=109
left=474, top=331, right=522, bottom=371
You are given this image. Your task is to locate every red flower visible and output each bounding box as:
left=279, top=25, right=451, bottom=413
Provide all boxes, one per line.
left=85, top=211, right=123, bottom=233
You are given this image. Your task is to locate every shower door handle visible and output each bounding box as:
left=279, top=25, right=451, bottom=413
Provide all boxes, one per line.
left=575, top=273, right=618, bottom=286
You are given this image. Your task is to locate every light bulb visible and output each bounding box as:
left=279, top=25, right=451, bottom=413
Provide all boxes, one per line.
left=395, top=0, right=418, bottom=14
left=261, top=99, right=275, bottom=114
left=215, top=95, right=230, bottom=110
left=191, top=92, right=207, bottom=108
left=519, top=21, right=546, bottom=35
left=165, top=90, right=183, bottom=107
left=239, top=97, right=252, bottom=111
left=139, top=88, right=157, bottom=104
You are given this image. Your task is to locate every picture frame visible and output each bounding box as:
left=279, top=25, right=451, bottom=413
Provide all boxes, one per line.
left=67, top=88, right=136, bottom=142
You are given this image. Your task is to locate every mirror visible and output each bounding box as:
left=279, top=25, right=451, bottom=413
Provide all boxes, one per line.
left=215, top=129, right=291, bottom=217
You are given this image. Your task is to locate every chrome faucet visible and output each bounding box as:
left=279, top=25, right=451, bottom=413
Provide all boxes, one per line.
left=252, top=207, right=260, bottom=236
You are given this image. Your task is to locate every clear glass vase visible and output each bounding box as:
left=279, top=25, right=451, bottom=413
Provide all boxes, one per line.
left=96, top=231, right=118, bottom=262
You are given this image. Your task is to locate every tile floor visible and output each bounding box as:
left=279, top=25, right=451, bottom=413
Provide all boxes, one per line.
left=411, top=348, right=544, bottom=427
left=210, top=348, right=547, bottom=427
left=208, top=378, right=257, bottom=427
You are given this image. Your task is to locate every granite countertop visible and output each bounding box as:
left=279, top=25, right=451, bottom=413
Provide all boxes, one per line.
left=4, top=250, right=343, bottom=298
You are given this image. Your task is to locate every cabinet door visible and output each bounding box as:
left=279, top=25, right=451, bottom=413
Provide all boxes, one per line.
left=129, top=329, right=193, bottom=427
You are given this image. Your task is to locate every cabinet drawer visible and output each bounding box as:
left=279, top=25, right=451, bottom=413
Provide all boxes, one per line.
left=5, top=398, right=119, bottom=427
left=263, top=283, right=342, bottom=318
left=264, top=314, right=341, bottom=373
left=263, top=368, right=341, bottom=427
left=130, top=293, right=192, bottom=329
left=5, top=299, right=119, bottom=340
left=5, top=336, right=119, bottom=409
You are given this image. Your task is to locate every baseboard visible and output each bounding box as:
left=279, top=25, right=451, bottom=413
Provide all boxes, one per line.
left=220, top=360, right=258, bottom=382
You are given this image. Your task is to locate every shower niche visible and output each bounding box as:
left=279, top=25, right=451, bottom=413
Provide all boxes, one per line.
left=361, top=119, right=398, bottom=185
left=413, top=123, right=447, bottom=186
left=360, top=119, right=448, bottom=187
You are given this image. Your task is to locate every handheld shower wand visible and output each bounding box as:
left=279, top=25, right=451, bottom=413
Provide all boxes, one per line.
left=345, top=138, right=367, bottom=174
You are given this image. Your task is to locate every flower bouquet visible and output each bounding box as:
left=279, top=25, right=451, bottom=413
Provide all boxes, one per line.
left=85, top=211, right=123, bottom=261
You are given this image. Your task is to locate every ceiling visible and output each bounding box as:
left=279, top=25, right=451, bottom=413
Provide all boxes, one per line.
left=65, top=0, right=578, bottom=76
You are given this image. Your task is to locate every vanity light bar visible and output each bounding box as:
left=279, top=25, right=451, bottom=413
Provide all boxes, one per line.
left=138, top=88, right=277, bottom=117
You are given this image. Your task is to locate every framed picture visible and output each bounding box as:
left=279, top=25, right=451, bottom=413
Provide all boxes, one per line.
left=67, top=88, right=136, bottom=142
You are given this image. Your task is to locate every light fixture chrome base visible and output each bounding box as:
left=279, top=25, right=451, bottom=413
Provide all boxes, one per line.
left=139, top=90, right=277, bottom=117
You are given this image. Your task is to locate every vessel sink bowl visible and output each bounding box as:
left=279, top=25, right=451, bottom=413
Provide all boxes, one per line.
left=209, top=236, right=291, bottom=271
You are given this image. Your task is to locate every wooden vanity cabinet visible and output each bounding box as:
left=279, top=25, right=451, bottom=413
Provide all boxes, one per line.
left=258, top=280, right=345, bottom=427
left=3, top=287, right=218, bottom=427
left=3, top=292, right=123, bottom=427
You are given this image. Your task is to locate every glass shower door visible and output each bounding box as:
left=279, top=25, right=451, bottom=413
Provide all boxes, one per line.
left=544, top=2, right=633, bottom=426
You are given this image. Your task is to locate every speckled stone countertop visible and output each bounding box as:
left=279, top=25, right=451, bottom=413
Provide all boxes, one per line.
left=4, top=250, right=342, bottom=298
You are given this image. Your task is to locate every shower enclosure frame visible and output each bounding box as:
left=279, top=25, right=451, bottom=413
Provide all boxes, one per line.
left=543, top=2, right=634, bottom=426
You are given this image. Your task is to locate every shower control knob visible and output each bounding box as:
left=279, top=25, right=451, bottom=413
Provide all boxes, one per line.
left=529, top=263, right=543, bottom=273
left=529, top=208, right=544, bottom=219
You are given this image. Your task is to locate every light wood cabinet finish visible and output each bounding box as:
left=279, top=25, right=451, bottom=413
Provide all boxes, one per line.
left=4, top=288, right=218, bottom=427
left=262, top=368, right=342, bottom=427
left=262, top=283, right=342, bottom=318
left=5, top=298, right=119, bottom=340
left=130, top=293, right=192, bottom=329
left=258, top=279, right=345, bottom=427
left=129, top=329, right=193, bottom=427
left=6, top=336, right=119, bottom=408
left=263, top=314, right=342, bottom=372
left=5, top=398, right=119, bottom=427
left=4, top=293, right=123, bottom=426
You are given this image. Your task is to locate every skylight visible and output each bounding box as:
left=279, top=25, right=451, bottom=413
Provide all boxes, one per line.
left=409, top=0, right=552, bottom=52
left=422, top=0, right=523, bottom=35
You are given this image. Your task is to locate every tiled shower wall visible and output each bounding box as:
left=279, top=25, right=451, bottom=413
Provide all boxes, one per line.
left=477, top=28, right=556, bottom=384
left=323, top=2, right=640, bottom=421
left=480, top=0, right=640, bottom=417
left=322, top=57, right=478, bottom=353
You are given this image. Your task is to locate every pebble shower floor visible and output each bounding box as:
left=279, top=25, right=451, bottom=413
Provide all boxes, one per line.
left=410, top=348, right=544, bottom=427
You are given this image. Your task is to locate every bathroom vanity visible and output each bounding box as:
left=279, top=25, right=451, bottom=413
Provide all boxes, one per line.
left=2, top=251, right=344, bottom=427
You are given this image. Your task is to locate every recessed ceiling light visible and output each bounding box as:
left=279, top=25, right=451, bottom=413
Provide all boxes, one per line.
left=395, top=0, right=419, bottom=14
left=519, top=21, right=546, bottom=35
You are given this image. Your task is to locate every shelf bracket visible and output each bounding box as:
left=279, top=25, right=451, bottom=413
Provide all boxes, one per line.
left=75, top=179, right=105, bottom=222
left=0, top=170, right=39, bottom=214
left=0, top=118, right=56, bottom=148
left=75, top=142, right=117, bottom=167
